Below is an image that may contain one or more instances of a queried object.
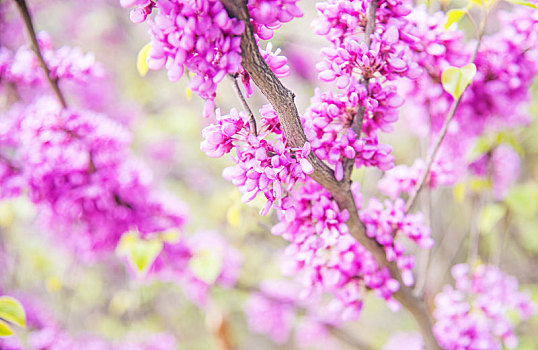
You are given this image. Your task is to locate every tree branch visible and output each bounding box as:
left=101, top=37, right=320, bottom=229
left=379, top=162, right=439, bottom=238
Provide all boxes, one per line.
left=14, top=0, right=68, bottom=108
left=219, top=1, right=441, bottom=349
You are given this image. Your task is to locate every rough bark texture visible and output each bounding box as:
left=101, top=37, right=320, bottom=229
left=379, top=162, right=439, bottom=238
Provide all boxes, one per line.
left=219, top=1, right=442, bottom=349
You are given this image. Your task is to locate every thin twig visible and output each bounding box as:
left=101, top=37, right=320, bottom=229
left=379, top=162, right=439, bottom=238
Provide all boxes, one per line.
left=228, top=74, right=257, bottom=136
left=342, top=0, right=378, bottom=184
left=405, top=16, right=487, bottom=213
left=219, top=1, right=441, bottom=349
left=14, top=0, right=67, bottom=108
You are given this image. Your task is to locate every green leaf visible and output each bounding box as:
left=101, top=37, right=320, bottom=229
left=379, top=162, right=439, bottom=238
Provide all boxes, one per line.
left=479, top=204, right=506, bottom=234
left=505, top=183, right=538, bottom=218
left=117, top=232, right=163, bottom=275
left=507, top=0, right=538, bottom=9
left=445, top=9, right=467, bottom=30
left=0, top=320, right=13, bottom=337
left=136, top=43, right=151, bottom=77
left=0, top=296, right=26, bottom=328
left=442, top=63, right=477, bottom=99
left=189, top=249, right=222, bottom=285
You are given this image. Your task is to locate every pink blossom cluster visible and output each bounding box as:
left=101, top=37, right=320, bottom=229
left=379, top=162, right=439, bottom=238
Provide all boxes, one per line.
left=0, top=31, right=103, bottom=90
left=468, top=144, right=520, bottom=200
left=247, top=0, right=303, bottom=40
left=378, top=159, right=456, bottom=199
left=0, top=294, right=177, bottom=350
left=305, top=0, right=422, bottom=180
left=201, top=105, right=314, bottom=215
left=0, top=97, right=187, bottom=260
left=360, top=197, right=433, bottom=286
left=119, top=0, right=296, bottom=116
left=272, top=179, right=401, bottom=320
left=402, top=6, right=538, bottom=188
left=303, top=88, right=395, bottom=181
left=433, top=264, right=536, bottom=350
left=243, top=280, right=337, bottom=347
left=146, top=231, right=242, bottom=306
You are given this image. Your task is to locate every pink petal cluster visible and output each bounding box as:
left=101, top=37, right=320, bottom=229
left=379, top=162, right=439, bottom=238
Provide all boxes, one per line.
left=272, top=179, right=401, bottom=320
left=147, top=230, right=242, bottom=306
left=378, top=159, right=456, bottom=199
left=403, top=6, right=538, bottom=185
left=360, top=197, right=433, bottom=286
left=1, top=31, right=103, bottom=87
left=0, top=97, right=187, bottom=260
left=433, top=264, right=536, bottom=350
left=468, top=144, right=521, bottom=200
left=243, top=280, right=336, bottom=347
left=120, top=0, right=296, bottom=116
left=304, top=88, right=395, bottom=180
left=247, top=0, right=303, bottom=40
left=201, top=106, right=314, bottom=215
left=244, top=281, right=298, bottom=344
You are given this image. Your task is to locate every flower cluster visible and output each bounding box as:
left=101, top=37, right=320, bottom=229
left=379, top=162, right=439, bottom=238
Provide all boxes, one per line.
left=378, top=158, right=456, bottom=199
left=303, top=88, right=395, bottom=181
left=247, top=0, right=303, bottom=40
left=305, top=0, right=422, bottom=180
left=433, top=264, right=535, bottom=350
left=468, top=144, right=521, bottom=200
left=0, top=97, right=187, bottom=260
left=243, top=280, right=337, bottom=347
left=120, top=0, right=296, bottom=115
left=272, top=179, right=401, bottom=320
left=360, top=197, right=433, bottom=286
left=1, top=31, right=104, bottom=89
left=201, top=106, right=314, bottom=215
left=402, top=6, right=538, bottom=186
left=145, top=230, right=242, bottom=306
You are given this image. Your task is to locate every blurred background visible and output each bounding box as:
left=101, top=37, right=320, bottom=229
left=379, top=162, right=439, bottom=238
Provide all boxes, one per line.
left=0, top=0, right=537, bottom=349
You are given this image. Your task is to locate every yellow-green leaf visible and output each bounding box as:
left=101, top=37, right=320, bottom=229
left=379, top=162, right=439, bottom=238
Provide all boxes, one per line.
left=442, top=63, right=477, bottom=99
left=507, top=0, right=538, bottom=9
left=136, top=43, right=152, bottom=77
left=445, top=9, right=467, bottom=30
left=0, top=296, right=26, bottom=328
left=0, top=320, right=13, bottom=337
left=189, top=249, right=222, bottom=285
left=505, top=183, right=538, bottom=218
left=117, top=232, right=163, bottom=274
left=479, top=203, right=506, bottom=234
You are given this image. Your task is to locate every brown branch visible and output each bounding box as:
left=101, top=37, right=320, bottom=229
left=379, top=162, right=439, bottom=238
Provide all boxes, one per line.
left=219, top=1, right=441, bottom=349
left=228, top=74, right=257, bottom=136
left=342, top=0, right=378, bottom=184
left=13, top=0, right=67, bottom=108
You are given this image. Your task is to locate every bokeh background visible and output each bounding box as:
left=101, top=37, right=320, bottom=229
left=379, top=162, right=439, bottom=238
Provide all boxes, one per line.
left=1, top=0, right=537, bottom=348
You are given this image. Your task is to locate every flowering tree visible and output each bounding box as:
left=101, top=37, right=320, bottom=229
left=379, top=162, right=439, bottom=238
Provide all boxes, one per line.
left=0, top=0, right=537, bottom=349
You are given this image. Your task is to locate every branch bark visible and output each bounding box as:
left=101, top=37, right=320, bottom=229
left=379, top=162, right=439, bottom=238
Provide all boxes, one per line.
left=219, top=1, right=441, bottom=349
left=14, top=0, right=68, bottom=108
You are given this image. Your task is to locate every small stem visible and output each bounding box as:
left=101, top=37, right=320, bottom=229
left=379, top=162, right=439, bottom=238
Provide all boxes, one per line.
left=13, top=0, right=67, bottom=108
left=342, top=0, right=378, bottom=184
left=405, top=16, right=487, bottom=213
left=229, top=74, right=257, bottom=136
